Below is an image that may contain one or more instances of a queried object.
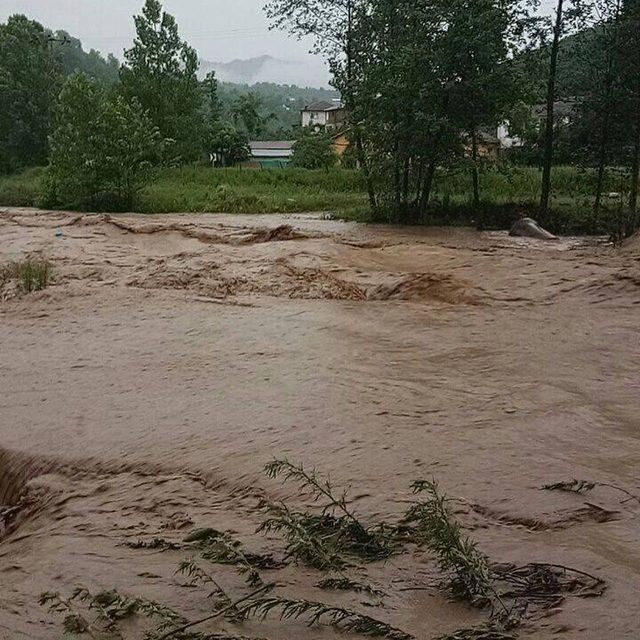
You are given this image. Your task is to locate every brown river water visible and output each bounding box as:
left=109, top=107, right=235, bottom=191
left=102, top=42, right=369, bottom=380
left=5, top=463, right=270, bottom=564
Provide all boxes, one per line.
left=1, top=207, right=639, bottom=639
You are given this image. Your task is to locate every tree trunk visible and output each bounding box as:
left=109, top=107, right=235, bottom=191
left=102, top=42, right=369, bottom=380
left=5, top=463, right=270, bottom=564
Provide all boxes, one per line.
left=394, top=142, right=402, bottom=209
left=402, top=156, right=410, bottom=207
left=418, top=160, right=437, bottom=215
left=540, top=0, right=565, bottom=218
left=470, top=127, right=480, bottom=209
left=594, top=5, right=621, bottom=221
left=414, top=159, right=425, bottom=206
left=593, top=70, right=612, bottom=232
left=345, top=0, right=377, bottom=214
left=593, top=156, right=607, bottom=221
left=355, top=132, right=377, bottom=213
left=630, top=109, right=640, bottom=223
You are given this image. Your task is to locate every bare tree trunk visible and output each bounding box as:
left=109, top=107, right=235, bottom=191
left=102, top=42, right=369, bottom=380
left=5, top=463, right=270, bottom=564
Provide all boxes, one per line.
left=630, top=8, right=640, bottom=222
left=345, top=0, right=377, bottom=214
left=470, top=127, right=480, bottom=209
left=414, top=159, right=425, bottom=206
left=418, top=159, right=437, bottom=215
left=393, top=143, right=402, bottom=209
left=540, top=0, right=565, bottom=217
left=594, top=4, right=622, bottom=220
left=630, top=108, right=640, bottom=221
left=402, top=156, right=410, bottom=207
left=355, top=132, right=377, bottom=212
left=593, top=96, right=611, bottom=235
left=593, top=89, right=613, bottom=219
left=593, top=153, right=607, bottom=219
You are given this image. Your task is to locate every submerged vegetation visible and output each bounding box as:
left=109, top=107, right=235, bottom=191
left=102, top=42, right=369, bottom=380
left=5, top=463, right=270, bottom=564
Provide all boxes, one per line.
left=41, top=459, right=606, bottom=640
left=0, top=257, right=52, bottom=297
left=405, top=479, right=492, bottom=604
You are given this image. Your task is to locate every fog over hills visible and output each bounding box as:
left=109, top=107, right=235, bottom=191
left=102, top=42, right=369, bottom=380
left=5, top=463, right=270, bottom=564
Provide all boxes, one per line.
left=199, top=55, right=331, bottom=89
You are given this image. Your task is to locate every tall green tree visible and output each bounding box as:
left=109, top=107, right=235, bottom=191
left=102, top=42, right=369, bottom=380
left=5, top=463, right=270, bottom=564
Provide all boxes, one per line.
left=208, top=125, right=250, bottom=166
left=46, top=74, right=163, bottom=210
left=620, top=0, right=640, bottom=221
left=267, top=0, right=537, bottom=222
left=229, top=93, right=275, bottom=139
left=585, top=0, right=625, bottom=217
left=202, top=71, right=222, bottom=126
left=0, top=15, right=62, bottom=173
left=265, top=0, right=379, bottom=211
left=443, top=0, right=530, bottom=210
left=120, top=0, right=204, bottom=162
left=539, top=0, right=590, bottom=216
left=291, top=128, right=337, bottom=169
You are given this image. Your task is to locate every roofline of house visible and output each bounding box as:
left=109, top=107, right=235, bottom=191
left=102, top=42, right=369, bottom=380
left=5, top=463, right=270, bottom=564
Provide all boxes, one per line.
left=301, top=105, right=345, bottom=113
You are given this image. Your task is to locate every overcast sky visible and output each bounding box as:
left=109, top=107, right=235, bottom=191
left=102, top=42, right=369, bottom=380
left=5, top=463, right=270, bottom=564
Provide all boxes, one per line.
left=0, top=0, right=558, bottom=69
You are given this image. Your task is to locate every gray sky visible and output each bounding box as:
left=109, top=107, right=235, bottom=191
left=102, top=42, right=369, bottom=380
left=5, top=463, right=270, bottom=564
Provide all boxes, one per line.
left=0, top=0, right=318, bottom=62
left=0, top=1, right=558, bottom=72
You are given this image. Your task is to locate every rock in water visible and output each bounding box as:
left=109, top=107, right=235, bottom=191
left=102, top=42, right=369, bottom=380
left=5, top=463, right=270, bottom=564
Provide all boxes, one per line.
left=510, top=217, right=558, bottom=240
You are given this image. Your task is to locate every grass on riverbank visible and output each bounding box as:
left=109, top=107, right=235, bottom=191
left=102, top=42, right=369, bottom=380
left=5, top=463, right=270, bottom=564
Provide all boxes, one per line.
left=143, top=166, right=367, bottom=216
left=0, top=164, right=627, bottom=234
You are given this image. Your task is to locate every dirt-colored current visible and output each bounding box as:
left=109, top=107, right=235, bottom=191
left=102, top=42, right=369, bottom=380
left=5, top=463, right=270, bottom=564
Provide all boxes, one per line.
left=1, top=207, right=639, bottom=639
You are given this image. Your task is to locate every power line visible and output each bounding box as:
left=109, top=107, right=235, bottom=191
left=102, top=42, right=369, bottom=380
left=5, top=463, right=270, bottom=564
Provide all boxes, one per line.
left=75, top=27, right=277, bottom=43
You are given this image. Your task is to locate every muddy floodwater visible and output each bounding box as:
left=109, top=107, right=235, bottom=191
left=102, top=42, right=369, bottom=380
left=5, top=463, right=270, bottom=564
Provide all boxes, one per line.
left=1, top=207, right=639, bottom=639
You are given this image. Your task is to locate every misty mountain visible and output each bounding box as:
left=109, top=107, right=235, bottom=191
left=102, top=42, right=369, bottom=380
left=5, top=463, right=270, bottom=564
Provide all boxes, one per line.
left=199, top=54, right=330, bottom=89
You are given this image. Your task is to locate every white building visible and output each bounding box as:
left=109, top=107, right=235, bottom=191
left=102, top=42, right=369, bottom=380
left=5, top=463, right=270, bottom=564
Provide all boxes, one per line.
left=497, top=124, right=522, bottom=149
left=301, top=100, right=347, bottom=130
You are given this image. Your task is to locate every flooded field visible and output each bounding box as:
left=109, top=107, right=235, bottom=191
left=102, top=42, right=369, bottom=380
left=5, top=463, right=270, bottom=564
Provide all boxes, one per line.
left=1, top=207, right=639, bottom=639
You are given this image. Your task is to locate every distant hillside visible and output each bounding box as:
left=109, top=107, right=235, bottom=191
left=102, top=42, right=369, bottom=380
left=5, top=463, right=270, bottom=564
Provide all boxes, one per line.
left=199, top=54, right=330, bottom=89
left=52, top=31, right=120, bottom=84
left=46, top=27, right=336, bottom=139
left=516, top=27, right=601, bottom=103
left=217, top=81, right=340, bottom=140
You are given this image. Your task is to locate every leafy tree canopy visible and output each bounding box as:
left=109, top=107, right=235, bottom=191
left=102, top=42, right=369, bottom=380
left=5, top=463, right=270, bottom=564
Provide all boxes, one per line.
left=120, top=0, right=205, bottom=162
left=291, top=128, right=337, bottom=170
left=208, top=125, right=251, bottom=167
left=0, top=15, right=62, bottom=173
left=45, top=73, right=163, bottom=210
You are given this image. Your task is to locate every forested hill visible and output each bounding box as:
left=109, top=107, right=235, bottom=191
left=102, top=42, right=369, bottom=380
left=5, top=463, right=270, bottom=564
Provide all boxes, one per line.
left=518, top=27, right=601, bottom=103
left=55, top=22, right=597, bottom=119
left=50, top=31, right=120, bottom=84
left=50, top=33, right=339, bottom=136
left=218, top=82, right=339, bottom=134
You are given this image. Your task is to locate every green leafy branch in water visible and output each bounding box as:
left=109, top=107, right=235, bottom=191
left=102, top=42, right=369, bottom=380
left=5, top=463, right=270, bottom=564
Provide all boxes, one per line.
left=42, top=584, right=274, bottom=640
left=404, top=479, right=492, bottom=604
left=41, top=459, right=607, bottom=640
left=40, top=586, right=188, bottom=637
left=239, top=596, right=414, bottom=640
left=257, top=500, right=348, bottom=570
left=39, top=591, right=90, bottom=635
left=177, top=559, right=248, bottom=623
left=543, top=479, right=640, bottom=505
left=261, top=459, right=397, bottom=566
left=124, top=537, right=182, bottom=551
left=542, top=479, right=597, bottom=495
left=436, top=626, right=518, bottom=640
left=184, top=528, right=283, bottom=586
left=264, top=459, right=358, bottom=520
left=317, top=576, right=386, bottom=598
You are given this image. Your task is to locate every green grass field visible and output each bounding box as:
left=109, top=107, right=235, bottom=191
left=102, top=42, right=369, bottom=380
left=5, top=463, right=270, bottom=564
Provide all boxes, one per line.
left=0, top=164, right=626, bottom=234
left=141, top=166, right=368, bottom=216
